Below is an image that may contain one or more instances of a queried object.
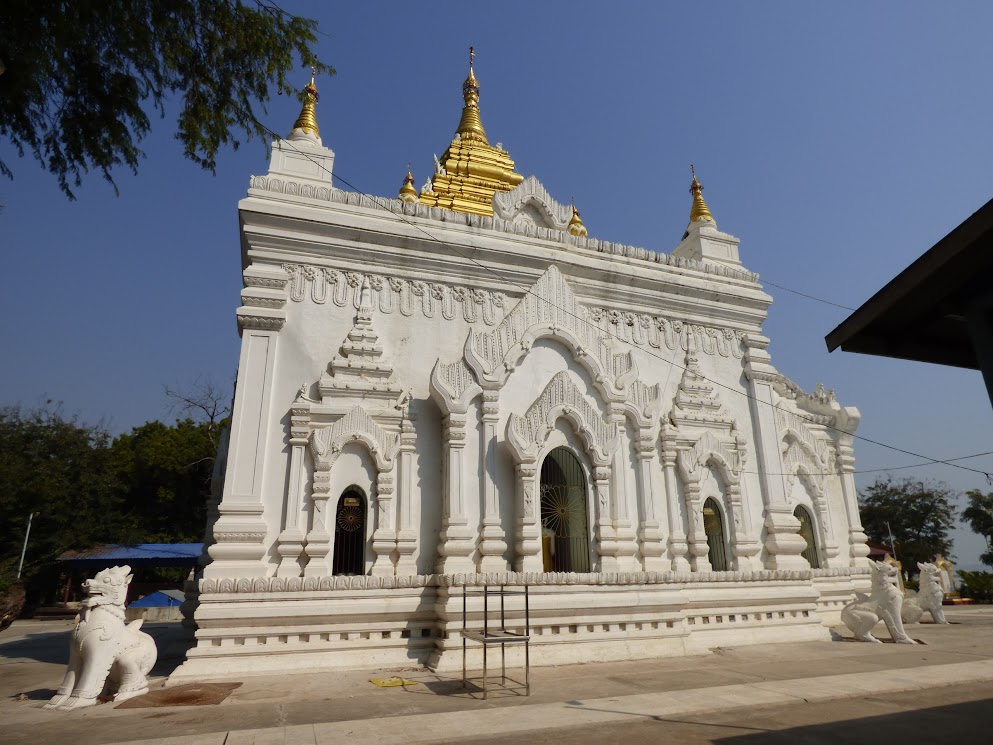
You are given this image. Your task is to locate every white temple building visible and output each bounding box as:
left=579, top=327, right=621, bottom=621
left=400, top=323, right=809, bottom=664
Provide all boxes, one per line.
left=174, top=57, right=872, bottom=680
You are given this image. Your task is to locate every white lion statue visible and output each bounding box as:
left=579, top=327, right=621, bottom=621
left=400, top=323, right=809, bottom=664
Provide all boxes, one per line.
left=841, top=560, right=917, bottom=644
left=45, top=565, right=157, bottom=710
left=901, top=561, right=950, bottom=625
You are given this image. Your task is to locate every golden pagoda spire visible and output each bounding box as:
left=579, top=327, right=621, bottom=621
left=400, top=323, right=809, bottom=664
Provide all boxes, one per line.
left=417, top=48, right=524, bottom=217
left=290, top=67, right=320, bottom=139
left=688, top=164, right=715, bottom=225
left=456, top=46, right=488, bottom=143
left=568, top=202, right=588, bottom=237
left=398, top=163, right=418, bottom=203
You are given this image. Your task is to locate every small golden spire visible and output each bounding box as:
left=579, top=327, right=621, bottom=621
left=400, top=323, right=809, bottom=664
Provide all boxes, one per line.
left=688, top=164, right=715, bottom=225
left=568, top=202, right=588, bottom=237
left=398, top=163, right=418, bottom=203
left=456, top=46, right=488, bottom=143
left=291, top=67, right=320, bottom=139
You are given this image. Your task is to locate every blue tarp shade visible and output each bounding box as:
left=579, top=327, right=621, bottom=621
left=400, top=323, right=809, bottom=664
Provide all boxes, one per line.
left=57, top=543, right=203, bottom=569
left=128, top=590, right=186, bottom=608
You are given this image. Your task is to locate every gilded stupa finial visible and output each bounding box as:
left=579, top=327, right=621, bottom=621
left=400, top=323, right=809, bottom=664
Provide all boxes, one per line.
left=290, top=66, right=320, bottom=140
left=688, top=164, right=715, bottom=225
left=456, top=46, right=487, bottom=143
left=417, top=50, right=523, bottom=217
left=398, top=162, right=418, bottom=203
left=568, top=200, right=588, bottom=237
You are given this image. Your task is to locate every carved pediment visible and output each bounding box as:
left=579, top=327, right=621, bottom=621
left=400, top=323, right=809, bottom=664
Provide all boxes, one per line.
left=507, top=371, right=618, bottom=466
left=429, top=359, right=482, bottom=415
left=310, top=406, right=400, bottom=471
left=676, top=430, right=741, bottom=486
left=491, top=175, right=572, bottom=231
left=464, top=265, right=627, bottom=401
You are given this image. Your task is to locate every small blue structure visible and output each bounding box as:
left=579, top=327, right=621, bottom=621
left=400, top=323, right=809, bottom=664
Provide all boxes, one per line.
left=57, top=543, right=203, bottom=569
left=128, top=589, right=186, bottom=608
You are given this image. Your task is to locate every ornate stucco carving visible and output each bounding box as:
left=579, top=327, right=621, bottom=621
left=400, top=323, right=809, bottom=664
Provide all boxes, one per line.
left=464, top=265, right=629, bottom=399
left=676, top=430, right=741, bottom=486
left=248, top=177, right=759, bottom=281
left=283, top=263, right=508, bottom=326
left=506, top=371, right=618, bottom=467
left=491, top=175, right=572, bottom=231
left=429, top=359, right=482, bottom=415
left=586, top=310, right=746, bottom=359
left=310, top=405, right=400, bottom=471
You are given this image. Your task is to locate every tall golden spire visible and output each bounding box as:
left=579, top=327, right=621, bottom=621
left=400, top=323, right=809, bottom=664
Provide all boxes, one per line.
left=688, top=164, right=715, bottom=225
left=418, top=48, right=524, bottom=217
left=290, top=68, right=320, bottom=139
left=456, top=46, right=488, bottom=143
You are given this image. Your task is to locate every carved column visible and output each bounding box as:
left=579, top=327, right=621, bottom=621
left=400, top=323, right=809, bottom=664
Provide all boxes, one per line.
left=661, top=423, right=690, bottom=571
left=370, top=468, right=397, bottom=576
left=743, top=335, right=809, bottom=570
left=303, top=467, right=333, bottom=577
left=514, top=463, right=542, bottom=571
left=395, top=414, right=418, bottom=575
left=837, top=444, right=871, bottom=567
left=593, top=465, right=618, bottom=571
left=683, top=479, right=711, bottom=571
left=205, top=282, right=286, bottom=579
left=729, top=430, right=762, bottom=569
left=436, top=413, right=476, bottom=574
left=634, top=432, right=667, bottom=571
left=606, top=407, right=639, bottom=571
left=276, top=402, right=311, bottom=577
left=478, top=389, right=508, bottom=571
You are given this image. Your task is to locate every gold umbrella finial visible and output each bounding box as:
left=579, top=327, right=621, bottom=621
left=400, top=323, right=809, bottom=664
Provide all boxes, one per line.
left=688, top=164, right=715, bottom=225
left=457, top=45, right=487, bottom=142
left=290, top=67, right=320, bottom=139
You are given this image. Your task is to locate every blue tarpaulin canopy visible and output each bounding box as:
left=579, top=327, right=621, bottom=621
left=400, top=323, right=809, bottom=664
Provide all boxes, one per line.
left=57, top=543, right=203, bottom=569
left=127, top=589, right=186, bottom=608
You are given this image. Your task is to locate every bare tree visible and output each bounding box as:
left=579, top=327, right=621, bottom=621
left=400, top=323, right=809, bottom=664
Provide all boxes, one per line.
left=163, top=376, right=233, bottom=455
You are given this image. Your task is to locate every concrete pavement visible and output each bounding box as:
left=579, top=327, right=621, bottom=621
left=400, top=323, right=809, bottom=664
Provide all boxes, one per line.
left=2, top=606, right=992, bottom=744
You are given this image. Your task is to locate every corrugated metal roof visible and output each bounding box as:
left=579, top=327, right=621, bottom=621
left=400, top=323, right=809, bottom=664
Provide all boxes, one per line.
left=57, top=543, right=203, bottom=567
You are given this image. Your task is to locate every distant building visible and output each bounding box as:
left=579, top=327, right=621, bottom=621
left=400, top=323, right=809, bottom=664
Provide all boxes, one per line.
left=176, top=57, right=872, bottom=680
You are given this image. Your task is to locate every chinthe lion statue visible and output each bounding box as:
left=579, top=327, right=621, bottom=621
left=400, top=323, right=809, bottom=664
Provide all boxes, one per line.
left=841, top=560, right=917, bottom=644
left=45, top=565, right=157, bottom=711
left=901, top=561, right=950, bottom=625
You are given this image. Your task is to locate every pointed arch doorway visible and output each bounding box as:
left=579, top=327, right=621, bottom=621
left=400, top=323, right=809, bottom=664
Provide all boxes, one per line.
left=539, top=448, right=591, bottom=573
left=332, top=487, right=367, bottom=575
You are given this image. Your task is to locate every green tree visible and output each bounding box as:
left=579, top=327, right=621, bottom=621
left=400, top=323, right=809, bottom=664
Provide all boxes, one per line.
left=858, top=477, right=957, bottom=573
left=0, top=0, right=333, bottom=198
left=962, top=490, right=993, bottom=567
left=109, top=418, right=220, bottom=543
left=0, top=405, right=140, bottom=602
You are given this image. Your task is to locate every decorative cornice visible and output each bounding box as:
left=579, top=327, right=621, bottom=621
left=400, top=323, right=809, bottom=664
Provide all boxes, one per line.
left=199, top=568, right=824, bottom=594
left=246, top=176, right=759, bottom=281
left=282, top=261, right=748, bottom=359
left=236, top=312, right=285, bottom=331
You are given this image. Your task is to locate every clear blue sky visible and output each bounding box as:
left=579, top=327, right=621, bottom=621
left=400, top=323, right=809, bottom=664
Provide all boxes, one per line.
left=2, top=1, right=992, bottom=568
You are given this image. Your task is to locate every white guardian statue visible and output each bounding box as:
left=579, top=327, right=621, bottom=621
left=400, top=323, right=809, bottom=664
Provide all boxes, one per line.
left=45, top=565, right=157, bottom=710
left=841, top=560, right=917, bottom=643
left=901, top=561, right=950, bottom=625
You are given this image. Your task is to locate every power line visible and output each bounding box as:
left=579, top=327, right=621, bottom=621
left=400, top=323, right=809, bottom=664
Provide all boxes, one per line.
left=245, top=116, right=993, bottom=482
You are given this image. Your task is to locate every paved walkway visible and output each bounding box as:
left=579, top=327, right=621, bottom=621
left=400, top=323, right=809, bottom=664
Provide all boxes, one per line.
left=2, top=606, right=991, bottom=745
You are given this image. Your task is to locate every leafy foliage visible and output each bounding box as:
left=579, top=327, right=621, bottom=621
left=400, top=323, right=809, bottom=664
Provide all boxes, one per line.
left=957, top=570, right=993, bottom=603
left=858, top=477, right=957, bottom=574
left=0, top=403, right=222, bottom=605
left=0, top=0, right=333, bottom=198
left=961, top=490, right=993, bottom=567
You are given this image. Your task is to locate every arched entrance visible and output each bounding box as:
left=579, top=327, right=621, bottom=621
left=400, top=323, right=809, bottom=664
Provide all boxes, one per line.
left=332, top=487, right=366, bottom=575
left=703, top=497, right=729, bottom=571
left=794, top=504, right=820, bottom=568
left=539, top=448, right=591, bottom=573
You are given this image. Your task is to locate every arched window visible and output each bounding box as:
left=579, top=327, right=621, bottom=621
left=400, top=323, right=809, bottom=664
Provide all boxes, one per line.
left=539, top=448, right=591, bottom=573
left=703, top=498, right=729, bottom=571
left=794, top=504, right=820, bottom=569
left=332, top=487, right=367, bottom=575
